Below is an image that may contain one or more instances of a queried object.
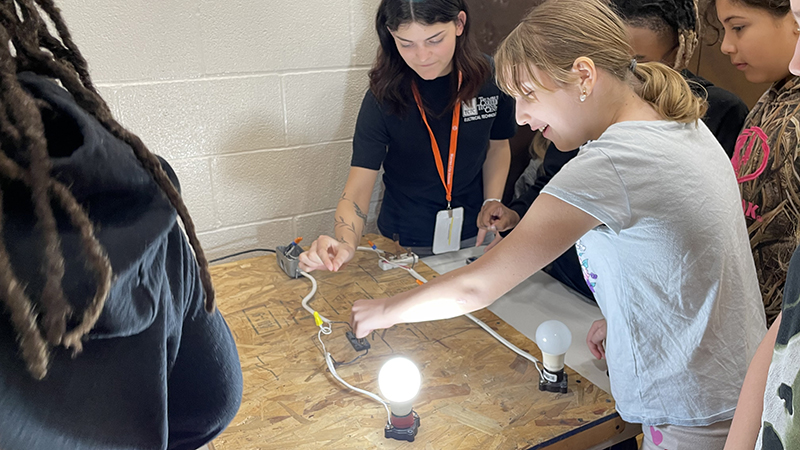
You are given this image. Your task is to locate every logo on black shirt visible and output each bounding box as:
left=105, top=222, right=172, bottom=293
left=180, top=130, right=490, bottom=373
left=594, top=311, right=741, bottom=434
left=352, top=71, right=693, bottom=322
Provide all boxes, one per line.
left=462, top=95, right=499, bottom=122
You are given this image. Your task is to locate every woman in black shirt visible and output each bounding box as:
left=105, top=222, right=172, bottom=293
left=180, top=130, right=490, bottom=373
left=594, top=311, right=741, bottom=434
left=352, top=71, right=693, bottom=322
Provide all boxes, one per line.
left=300, top=0, right=516, bottom=271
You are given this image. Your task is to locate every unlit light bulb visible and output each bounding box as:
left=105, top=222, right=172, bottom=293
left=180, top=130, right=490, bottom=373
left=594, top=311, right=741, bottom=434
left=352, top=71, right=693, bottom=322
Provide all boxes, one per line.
left=535, top=320, right=572, bottom=372
left=379, top=357, right=421, bottom=418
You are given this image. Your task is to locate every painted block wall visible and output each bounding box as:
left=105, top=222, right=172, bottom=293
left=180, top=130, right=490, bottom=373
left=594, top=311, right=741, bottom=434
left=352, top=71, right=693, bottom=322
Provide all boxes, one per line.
left=58, top=0, right=382, bottom=260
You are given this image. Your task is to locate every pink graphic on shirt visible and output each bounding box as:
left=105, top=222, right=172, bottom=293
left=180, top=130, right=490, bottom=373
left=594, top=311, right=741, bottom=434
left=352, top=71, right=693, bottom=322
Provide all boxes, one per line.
left=733, top=127, right=770, bottom=222
left=649, top=426, right=664, bottom=445
left=732, top=127, right=770, bottom=184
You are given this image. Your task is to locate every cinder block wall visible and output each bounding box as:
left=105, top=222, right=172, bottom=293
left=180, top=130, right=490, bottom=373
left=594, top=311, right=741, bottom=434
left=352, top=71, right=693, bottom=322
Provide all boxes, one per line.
left=59, top=0, right=381, bottom=260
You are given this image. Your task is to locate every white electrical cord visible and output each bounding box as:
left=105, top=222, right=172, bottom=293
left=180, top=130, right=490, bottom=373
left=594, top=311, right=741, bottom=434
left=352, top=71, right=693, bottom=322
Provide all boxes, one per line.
left=299, top=270, right=329, bottom=324
left=297, top=244, right=546, bottom=424
left=357, top=246, right=385, bottom=254
left=317, top=327, right=392, bottom=423
left=359, top=247, right=544, bottom=378
left=298, top=268, right=391, bottom=422
left=464, top=312, right=544, bottom=378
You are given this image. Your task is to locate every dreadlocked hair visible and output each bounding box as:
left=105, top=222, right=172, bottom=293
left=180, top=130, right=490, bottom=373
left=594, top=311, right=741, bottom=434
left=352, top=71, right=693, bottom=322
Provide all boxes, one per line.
left=0, top=0, right=215, bottom=380
left=611, top=0, right=700, bottom=70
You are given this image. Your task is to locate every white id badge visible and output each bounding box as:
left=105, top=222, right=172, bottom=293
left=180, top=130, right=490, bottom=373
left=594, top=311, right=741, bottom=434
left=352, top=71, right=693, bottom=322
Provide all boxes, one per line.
left=432, top=207, right=464, bottom=254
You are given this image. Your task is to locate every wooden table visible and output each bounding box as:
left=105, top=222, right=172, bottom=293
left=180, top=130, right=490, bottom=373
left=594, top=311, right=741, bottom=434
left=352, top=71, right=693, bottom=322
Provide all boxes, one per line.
left=209, top=235, right=627, bottom=450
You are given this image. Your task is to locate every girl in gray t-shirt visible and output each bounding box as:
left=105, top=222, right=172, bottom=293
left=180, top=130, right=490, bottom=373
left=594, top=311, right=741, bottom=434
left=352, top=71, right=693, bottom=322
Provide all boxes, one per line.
left=349, top=0, right=766, bottom=447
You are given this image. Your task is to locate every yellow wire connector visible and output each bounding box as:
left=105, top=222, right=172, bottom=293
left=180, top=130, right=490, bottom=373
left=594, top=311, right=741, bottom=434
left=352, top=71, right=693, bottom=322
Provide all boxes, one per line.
left=313, top=311, right=324, bottom=327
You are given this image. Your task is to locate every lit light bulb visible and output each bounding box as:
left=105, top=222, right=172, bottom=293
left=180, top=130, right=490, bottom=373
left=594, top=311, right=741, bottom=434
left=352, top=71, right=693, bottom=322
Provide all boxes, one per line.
left=379, top=357, right=421, bottom=405
left=535, top=320, right=572, bottom=393
left=379, top=357, right=422, bottom=441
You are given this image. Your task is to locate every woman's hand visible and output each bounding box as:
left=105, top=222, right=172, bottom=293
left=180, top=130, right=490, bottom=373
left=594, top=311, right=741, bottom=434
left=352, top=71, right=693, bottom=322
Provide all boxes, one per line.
left=298, top=235, right=356, bottom=272
left=476, top=201, right=521, bottom=246
left=350, top=298, right=393, bottom=338
left=586, top=319, right=607, bottom=359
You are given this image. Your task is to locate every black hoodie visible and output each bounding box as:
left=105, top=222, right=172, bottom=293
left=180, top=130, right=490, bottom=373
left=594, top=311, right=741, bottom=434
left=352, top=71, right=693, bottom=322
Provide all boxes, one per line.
left=0, top=73, right=242, bottom=450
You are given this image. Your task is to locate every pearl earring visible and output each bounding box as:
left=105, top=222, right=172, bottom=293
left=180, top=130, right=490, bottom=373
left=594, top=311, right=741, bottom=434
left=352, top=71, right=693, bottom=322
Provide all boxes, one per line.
left=579, top=89, right=587, bottom=102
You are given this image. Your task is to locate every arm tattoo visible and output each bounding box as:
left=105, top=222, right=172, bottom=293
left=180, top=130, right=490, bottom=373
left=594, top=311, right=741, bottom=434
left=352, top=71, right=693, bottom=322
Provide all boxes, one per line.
left=334, top=215, right=357, bottom=235
left=339, top=192, right=368, bottom=225
left=353, top=202, right=368, bottom=224
left=334, top=216, right=357, bottom=247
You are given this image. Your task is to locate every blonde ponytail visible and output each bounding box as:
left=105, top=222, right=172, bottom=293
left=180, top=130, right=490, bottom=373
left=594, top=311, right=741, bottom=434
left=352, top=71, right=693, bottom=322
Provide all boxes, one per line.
left=633, top=62, right=707, bottom=123
left=496, top=0, right=706, bottom=124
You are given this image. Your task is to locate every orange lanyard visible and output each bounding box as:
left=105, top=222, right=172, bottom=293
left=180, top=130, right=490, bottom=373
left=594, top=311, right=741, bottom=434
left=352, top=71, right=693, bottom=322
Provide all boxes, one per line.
left=411, top=72, right=462, bottom=207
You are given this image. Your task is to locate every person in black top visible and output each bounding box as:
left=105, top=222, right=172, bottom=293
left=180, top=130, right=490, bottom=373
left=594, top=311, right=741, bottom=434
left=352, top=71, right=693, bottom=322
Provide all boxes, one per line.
left=299, top=0, right=516, bottom=272
left=0, top=2, right=242, bottom=449
left=478, top=0, right=749, bottom=305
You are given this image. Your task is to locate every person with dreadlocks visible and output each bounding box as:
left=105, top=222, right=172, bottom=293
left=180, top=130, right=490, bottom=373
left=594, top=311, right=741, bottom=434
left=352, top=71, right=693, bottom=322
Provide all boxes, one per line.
left=475, top=0, right=749, bottom=306
left=620, top=0, right=750, bottom=156
left=702, top=0, right=800, bottom=329
left=0, top=1, right=242, bottom=449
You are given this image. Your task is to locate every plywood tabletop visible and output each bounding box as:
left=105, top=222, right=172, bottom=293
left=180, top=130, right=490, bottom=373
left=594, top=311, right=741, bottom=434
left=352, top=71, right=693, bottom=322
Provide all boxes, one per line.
left=208, top=235, right=625, bottom=450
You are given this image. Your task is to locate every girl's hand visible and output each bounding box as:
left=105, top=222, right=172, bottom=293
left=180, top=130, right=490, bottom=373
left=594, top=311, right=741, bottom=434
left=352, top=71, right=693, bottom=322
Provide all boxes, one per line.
left=350, top=298, right=393, bottom=338
left=298, top=235, right=355, bottom=272
left=586, top=319, right=607, bottom=359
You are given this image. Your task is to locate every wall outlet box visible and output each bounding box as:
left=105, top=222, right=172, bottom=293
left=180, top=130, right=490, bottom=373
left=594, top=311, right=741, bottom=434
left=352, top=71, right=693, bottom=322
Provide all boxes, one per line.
left=276, top=245, right=304, bottom=278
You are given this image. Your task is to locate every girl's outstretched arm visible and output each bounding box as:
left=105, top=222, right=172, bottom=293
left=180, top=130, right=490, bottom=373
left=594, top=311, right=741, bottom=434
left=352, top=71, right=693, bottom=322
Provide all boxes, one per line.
left=350, top=193, right=601, bottom=337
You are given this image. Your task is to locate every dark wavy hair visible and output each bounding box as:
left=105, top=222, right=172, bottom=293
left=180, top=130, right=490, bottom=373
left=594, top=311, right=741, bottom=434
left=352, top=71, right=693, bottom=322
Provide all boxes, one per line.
left=700, top=0, right=790, bottom=42
left=369, top=0, right=491, bottom=115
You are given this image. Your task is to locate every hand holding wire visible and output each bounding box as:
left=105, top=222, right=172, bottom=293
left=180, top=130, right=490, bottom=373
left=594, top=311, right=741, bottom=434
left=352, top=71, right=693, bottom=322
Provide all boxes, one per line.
left=350, top=298, right=394, bottom=339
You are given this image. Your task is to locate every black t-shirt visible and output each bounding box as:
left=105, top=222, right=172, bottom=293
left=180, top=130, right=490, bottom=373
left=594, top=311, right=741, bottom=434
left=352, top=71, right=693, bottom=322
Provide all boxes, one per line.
left=683, top=69, right=749, bottom=158
left=352, top=70, right=517, bottom=247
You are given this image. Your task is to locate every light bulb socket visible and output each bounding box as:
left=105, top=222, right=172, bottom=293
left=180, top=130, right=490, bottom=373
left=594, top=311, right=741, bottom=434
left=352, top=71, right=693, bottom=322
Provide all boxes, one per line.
left=390, top=411, right=417, bottom=428
left=385, top=410, right=420, bottom=442
left=542, top=352, right=565, bottom=373
left=539, top=367, right=568, bottom=394
left=388, top=399, right=414, bottom=417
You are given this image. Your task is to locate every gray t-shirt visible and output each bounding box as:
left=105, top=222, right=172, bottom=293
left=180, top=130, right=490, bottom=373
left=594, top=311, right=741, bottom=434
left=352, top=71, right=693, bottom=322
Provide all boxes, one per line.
left=542, top=120, right=766, bottom=426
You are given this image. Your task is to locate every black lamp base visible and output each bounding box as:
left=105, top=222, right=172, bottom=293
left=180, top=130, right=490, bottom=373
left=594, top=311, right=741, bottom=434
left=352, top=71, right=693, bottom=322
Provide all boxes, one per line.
left=539, top=367, right=568, bottom=393
left=384, top=411, right=420, bottom=442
